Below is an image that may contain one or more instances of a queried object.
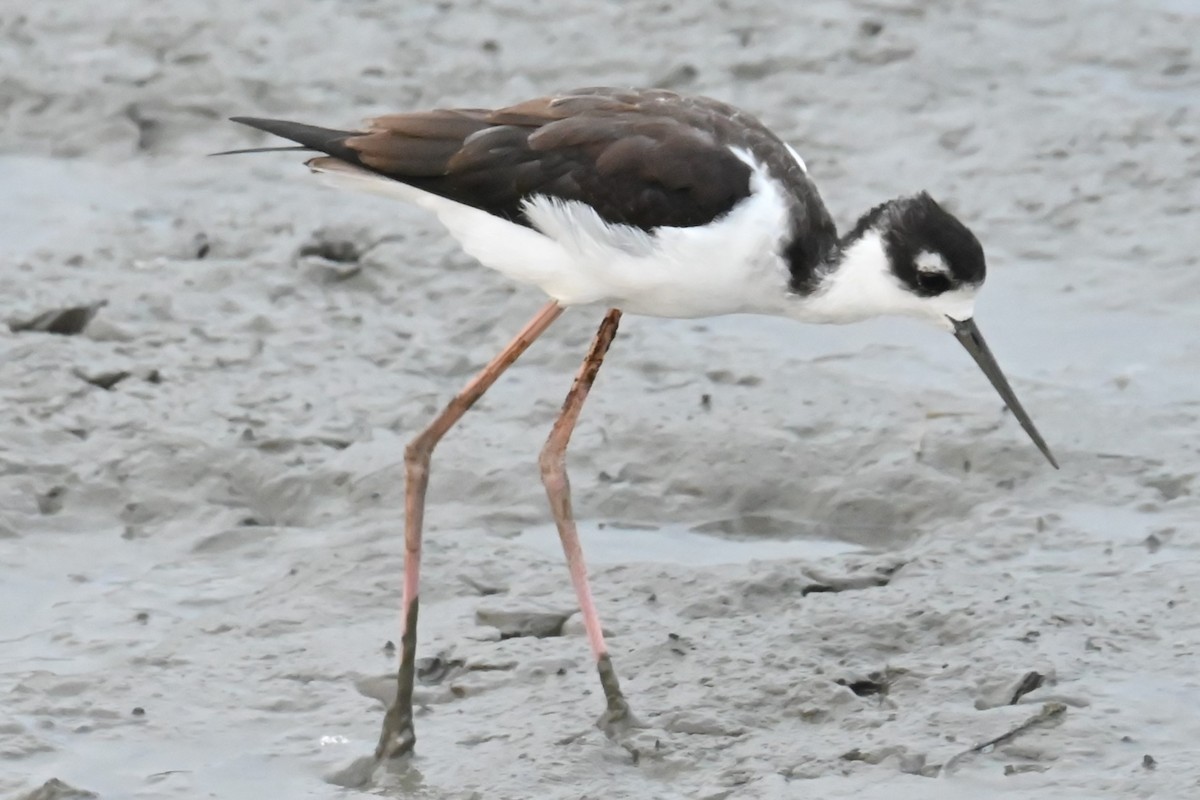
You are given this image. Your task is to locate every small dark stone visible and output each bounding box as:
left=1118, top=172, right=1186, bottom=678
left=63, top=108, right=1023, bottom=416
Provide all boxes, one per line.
left=700, top=393, right=712, bottom=410
left=859, top=19, right=884, bottom=37
left=1009, top=671, right=1045, bottom=704
left=10, top=302, right=105, bottom=335
left=1143, top=754, right=1157, bottom=770
left=75, top=369, right=131, bottom=390
left=837, top=677, right=886, bottom=697
left=36, top=486, right=66, bottom=515
left=297, top=232, right=362, bottom=264
left=132, top=707, right=145, bottom=716
left=135, top=611, right=150, bottom=624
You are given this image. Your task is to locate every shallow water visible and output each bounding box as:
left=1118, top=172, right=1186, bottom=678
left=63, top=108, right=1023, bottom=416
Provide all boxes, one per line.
left=517, top=518, right=866, bottom=567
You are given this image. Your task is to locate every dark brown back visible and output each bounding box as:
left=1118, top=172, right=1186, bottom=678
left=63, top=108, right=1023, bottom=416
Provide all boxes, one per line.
left=231, top=87, right=839, bottom=280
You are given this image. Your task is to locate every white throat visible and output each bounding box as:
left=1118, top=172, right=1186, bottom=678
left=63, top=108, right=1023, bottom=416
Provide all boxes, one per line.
left=788, top=229, right=976, bottom=327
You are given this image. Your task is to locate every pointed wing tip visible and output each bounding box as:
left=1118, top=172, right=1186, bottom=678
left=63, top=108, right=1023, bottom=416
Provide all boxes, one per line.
left=214, top=117, right=294, bottom=154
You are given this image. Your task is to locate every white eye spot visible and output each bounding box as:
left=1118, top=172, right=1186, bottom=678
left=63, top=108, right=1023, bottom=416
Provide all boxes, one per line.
left=915, top=251, right=949, bottom=276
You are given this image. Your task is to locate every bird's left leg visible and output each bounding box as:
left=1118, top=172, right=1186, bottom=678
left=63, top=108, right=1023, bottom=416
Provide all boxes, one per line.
left=538, top=308, right=634, bottom=734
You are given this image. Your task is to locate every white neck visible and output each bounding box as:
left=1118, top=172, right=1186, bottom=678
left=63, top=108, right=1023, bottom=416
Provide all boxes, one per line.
left=788, top=230, right=896, bottom=323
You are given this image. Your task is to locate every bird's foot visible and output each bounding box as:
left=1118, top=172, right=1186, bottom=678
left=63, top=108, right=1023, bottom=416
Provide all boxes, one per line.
left=594, top=654, right=663, bottom=763
left=374, top=703, right=416, bottom=761
left=598, top=693, right=643, bottom=738
left=600, top=702, right=677, bottom=766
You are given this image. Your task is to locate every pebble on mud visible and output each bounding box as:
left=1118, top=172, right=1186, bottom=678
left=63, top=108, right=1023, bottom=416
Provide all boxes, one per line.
left=475, top=606, right=571, bottom=639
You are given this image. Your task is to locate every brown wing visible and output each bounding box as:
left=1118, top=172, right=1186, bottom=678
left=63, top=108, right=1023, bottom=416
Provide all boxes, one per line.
left=231, top=88, right=759, bottom=231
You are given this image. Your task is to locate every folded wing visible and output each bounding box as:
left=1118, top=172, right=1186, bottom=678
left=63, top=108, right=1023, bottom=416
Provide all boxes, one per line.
left=230, top=88, right=759, bottom=232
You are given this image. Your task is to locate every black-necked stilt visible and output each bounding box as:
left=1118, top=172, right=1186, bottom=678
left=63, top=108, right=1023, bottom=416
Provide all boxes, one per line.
left=223, top=87, right=1058, bottom=759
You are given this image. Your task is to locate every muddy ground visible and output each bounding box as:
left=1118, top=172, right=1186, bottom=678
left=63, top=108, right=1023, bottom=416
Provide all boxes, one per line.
left=2, top=0, right=1199, bottom=797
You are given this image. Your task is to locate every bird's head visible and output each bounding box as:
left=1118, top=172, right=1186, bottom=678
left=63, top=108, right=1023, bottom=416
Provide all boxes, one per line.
left=812, top=193, right=1057, bottom=468
left=831, top=192, right=985, bottom=328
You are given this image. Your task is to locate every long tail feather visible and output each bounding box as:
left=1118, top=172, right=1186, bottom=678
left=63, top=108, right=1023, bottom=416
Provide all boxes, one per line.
left=208, top=145, right=312, bottom=157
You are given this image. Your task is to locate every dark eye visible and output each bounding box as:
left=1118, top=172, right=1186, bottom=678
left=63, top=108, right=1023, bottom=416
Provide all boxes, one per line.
left=915, top=271, right=952, bottom=295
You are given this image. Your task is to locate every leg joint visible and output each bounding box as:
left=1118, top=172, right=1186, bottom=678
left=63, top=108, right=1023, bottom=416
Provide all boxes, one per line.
left=404, top=436, right=431, bottom=467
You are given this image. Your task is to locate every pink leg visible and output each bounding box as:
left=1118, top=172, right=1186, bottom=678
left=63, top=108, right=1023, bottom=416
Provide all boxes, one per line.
left=538, top=309, right=632, bottom=730
left=376, top=300, right=565, bottom=759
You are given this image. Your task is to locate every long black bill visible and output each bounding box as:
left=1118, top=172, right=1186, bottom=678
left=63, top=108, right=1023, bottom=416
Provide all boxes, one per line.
left=950, top=317, right=1059, bottom=469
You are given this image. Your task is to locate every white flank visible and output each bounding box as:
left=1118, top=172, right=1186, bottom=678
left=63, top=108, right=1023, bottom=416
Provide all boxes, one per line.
left=307, top=159, right=569, bottom=291
left=308, top=151, right=798, bottom=319
left=521, top=147, right=795, bottom=317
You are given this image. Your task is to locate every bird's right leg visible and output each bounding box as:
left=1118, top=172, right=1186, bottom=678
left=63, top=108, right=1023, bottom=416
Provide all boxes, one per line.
left=538, top=309, right=634, bottom=734
left=376, top=300, right=565, bottom=760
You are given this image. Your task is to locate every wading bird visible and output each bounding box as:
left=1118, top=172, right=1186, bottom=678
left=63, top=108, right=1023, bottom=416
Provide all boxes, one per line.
left=224, top=87, right=1057, bottom=759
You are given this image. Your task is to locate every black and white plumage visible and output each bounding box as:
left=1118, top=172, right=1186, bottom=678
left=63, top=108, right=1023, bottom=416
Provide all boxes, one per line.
left=226, top=87, right=1058, bottom=758
left=227, top=86, right=1053, bottom=464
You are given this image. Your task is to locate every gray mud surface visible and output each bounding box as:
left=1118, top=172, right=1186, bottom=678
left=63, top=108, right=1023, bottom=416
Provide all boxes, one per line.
left=2, top=1, right=1199, bottom=797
